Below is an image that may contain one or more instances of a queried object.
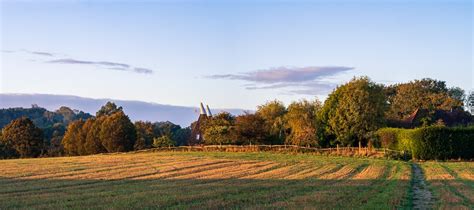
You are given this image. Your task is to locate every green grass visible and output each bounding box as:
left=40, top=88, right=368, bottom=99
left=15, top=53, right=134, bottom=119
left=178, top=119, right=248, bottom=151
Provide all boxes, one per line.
left=421, top=161, right=474, bottom=209
left=0, top=151, right=471, bottom=209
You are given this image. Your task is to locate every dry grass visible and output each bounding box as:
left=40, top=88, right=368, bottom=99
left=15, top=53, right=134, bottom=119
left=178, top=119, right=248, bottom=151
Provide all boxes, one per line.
left=0, top=151, right=469, bottom=209
left=421, top=162, right=474, bottom=209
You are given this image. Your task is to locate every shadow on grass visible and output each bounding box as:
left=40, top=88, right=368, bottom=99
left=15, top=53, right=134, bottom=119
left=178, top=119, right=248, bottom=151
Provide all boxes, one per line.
left=0, top=177, right=417, bottom=209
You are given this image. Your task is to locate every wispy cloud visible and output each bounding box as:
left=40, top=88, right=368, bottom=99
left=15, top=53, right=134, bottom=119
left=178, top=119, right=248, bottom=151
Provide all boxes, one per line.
left=30, top=51, right=54, bottom=56
left=3, top=49, right=59, bottom=57
left=207, top=66, right=353, bottom=95
left=47, top=58, right=153, bottom=74
left=3, top=49, right=153, bottom=74
left=134, top=67, right=153, bottom=74
left=207, top=66, right=353, bottom=83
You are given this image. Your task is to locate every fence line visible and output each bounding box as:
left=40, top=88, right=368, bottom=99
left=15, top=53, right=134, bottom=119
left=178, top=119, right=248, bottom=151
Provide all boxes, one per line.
left=136, top=145, right=407, bottom=159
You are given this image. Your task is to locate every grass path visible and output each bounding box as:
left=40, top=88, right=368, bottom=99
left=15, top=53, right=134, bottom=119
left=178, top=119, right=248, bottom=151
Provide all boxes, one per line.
left=412, top=163, right=434, bottom=209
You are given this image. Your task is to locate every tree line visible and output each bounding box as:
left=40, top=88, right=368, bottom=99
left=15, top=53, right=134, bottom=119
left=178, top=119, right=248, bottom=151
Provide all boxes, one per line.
left=198, top=77, right=472, bottom=148
left=0, top=102, right=189, bottom=158
left=0, top=76, right=472, bottom=159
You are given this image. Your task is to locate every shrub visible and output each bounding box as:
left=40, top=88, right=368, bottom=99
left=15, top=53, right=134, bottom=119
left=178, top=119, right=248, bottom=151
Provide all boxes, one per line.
left=153, top=136, right=175, bottom=147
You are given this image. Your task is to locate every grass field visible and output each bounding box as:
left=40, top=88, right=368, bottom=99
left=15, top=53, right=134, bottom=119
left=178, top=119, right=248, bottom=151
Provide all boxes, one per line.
left=421, top=162, right=474, bottom=209
left=0, top=151, right=472, bottom=209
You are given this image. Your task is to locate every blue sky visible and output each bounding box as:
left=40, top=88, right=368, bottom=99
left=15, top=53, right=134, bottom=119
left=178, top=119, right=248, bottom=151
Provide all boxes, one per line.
left=1, top=0, right=472, bottom=109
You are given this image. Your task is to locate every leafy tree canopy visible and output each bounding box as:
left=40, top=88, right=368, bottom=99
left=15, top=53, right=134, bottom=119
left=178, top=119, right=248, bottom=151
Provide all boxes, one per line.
left=233, top=112, right=267, bottom=145
left=96, top=101, right=123, bottom=118
left=202, top=112, right=235, bottom=145
left=100, top=111, right=136, bottom=152
left=256, top=100, right=287, bottom=144
left=386, top=78, right=464, bottom=120
left=1, top=117, right=44, bottom=158
left=286, top=99, right=322, bottom=147
left=321, top=77, right=387, bottom=146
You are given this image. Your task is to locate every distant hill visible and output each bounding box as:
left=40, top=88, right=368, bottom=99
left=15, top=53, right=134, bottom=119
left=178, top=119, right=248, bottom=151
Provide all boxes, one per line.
left=0, top=94, right=246, bottom=126
left=0, top=106, right=93, bottom=129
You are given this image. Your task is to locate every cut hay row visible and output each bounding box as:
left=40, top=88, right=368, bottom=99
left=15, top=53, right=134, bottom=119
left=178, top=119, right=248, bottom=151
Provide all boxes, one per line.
left=0, top=157, right=225, bottom=194
left=423, top=163, right=455, bottom=180
left=318, top=163, right=363, bottom=180
left=352, top=164, right=387, bottom=180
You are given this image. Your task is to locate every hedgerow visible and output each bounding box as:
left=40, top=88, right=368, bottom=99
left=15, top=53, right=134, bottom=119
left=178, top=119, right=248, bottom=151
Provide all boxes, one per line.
left=376, top=126, right=474, bottom=160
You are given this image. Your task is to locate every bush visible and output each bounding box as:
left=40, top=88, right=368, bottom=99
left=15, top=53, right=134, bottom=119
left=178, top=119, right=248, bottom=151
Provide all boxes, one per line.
left=376, top=126, right=474, bottom=160
left=153, top=136, right=175, bottom=147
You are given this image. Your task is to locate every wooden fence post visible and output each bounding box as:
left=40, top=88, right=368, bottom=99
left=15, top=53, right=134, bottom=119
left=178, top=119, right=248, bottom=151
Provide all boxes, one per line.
left=358, top=141, right=361, bottom=154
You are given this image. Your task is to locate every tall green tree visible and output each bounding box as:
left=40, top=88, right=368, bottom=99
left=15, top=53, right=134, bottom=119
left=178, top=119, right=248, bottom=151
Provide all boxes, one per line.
left=1, top=117, right=44, bottom=158
left=202, top=112, right=235, bottom=145
left=62, top=119, right=85, bottom=156
left=84, top=117, right=107, bottom=155
left=100, top=111, right=136, bottom=152
left=233, top=113, right=267, bottom=145
left=321, top=77, right=387, bottom=146
left=285, top=99, right=322, bottom=147
left=256, top=100, right=287, bottom=144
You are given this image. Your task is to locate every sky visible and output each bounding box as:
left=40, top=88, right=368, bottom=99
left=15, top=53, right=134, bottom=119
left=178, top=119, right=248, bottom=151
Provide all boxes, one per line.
left=1, top=0, right=472, bottom=110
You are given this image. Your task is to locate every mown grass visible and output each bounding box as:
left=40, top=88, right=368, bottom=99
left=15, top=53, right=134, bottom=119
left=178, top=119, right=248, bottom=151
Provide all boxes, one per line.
left=0, top=151, right=471, bottom=209
left=421, top=161, right=474, bottom=209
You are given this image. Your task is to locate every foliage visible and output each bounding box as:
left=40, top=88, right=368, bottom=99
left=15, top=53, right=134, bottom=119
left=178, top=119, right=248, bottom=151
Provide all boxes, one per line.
left=152, top=135, right=176, bottom=147
left=100, top=111, right=136, bottom=152
left=62, top=119, right=85, bottom=156
left=84, top=117, right=107, bottom=155
left=134, top=121, right=155, bottom=150
left=0, top=106, right=92, bottom=129
left=171, top=127, right=191, bottom=146
left=153, top=121, right=189, bottom=146
left=386, top=78, right=464, bottom=122
left=321, top=77, right=387, bottom=146
left=1, top=117, right=44, bottom=158
left=233, top=113, right=267, bottom=145
left=154, top=121, right=181, bottom=137
left=467, top=91, right=474, bottom=114
left=0, top=106, right=92, bottom=157
left=61, top=105, right=188, bottom=155
left=43, top=123, right=66, bottom=156
left=285, top=99, right=322, bottom=147
left=202, top=112, right=235, bottom=145
left=96, top=101, right=123, bottom=118
left=376, top=126, right=474, bottom=160
left=256, top=100, right=287, bottom=144
left=1, top=77, right=472, bottom=159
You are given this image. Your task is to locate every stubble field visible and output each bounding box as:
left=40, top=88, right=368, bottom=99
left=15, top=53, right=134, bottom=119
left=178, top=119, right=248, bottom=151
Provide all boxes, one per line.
left=0, top=151, right=472, bottom=209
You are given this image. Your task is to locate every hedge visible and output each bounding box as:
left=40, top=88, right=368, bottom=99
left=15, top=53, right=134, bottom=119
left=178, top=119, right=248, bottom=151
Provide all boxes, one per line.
left=376, top=126, right=474, bottom=160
